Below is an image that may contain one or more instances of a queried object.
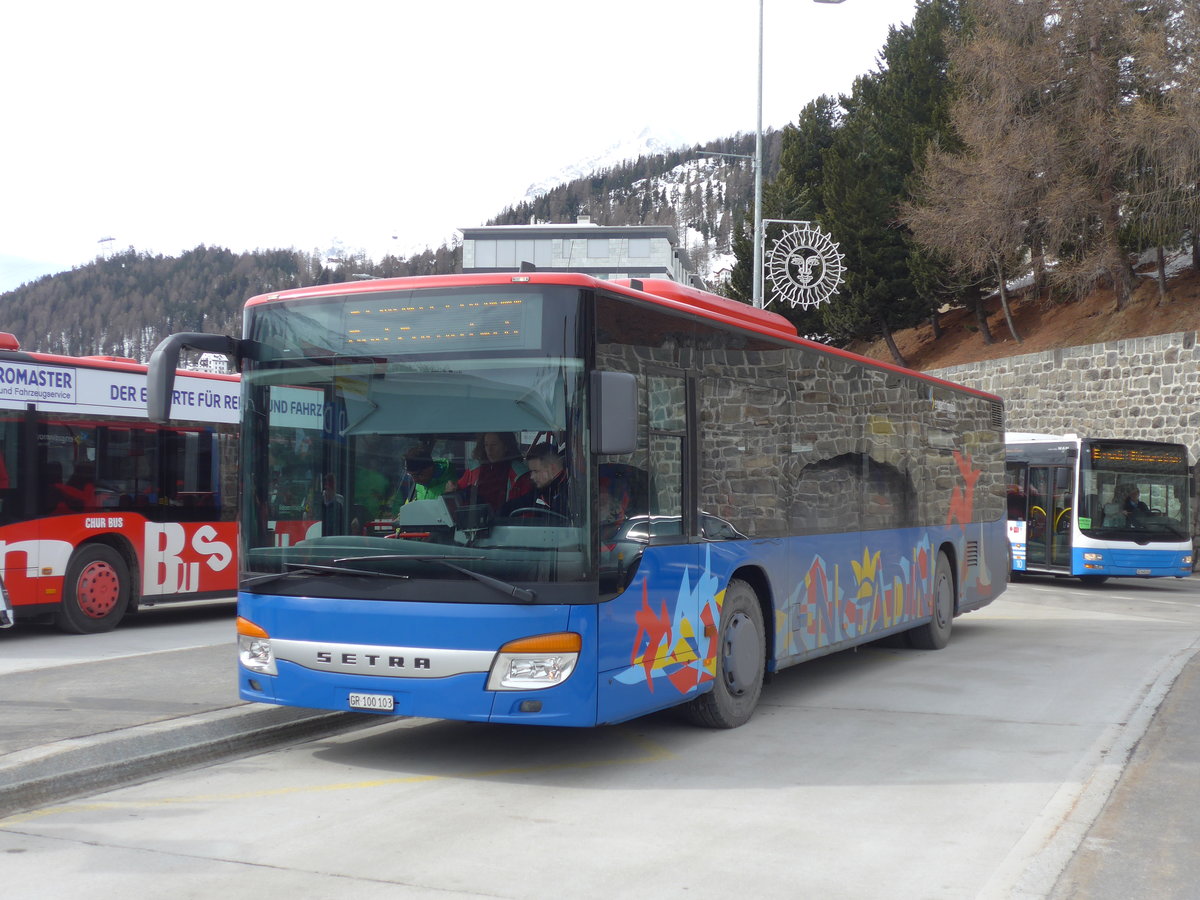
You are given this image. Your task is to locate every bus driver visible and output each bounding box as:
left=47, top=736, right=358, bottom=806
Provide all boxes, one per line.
left=501, top=443, right=569, bottom=518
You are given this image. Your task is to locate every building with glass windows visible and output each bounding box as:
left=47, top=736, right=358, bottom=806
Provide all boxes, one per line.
left=459, top=217, right=697, bottom=285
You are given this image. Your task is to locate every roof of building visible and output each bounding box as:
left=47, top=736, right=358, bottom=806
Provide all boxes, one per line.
left=459, top=221, right=679, bottom=241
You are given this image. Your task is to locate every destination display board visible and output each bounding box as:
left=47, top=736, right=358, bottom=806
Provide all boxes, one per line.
left=0, top=360, right=239, bottom=423
left=1089, top=442, right=1188, bottom=471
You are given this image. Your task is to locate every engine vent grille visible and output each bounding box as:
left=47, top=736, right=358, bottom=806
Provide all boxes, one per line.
left=965, top=541, right=980, bottom=568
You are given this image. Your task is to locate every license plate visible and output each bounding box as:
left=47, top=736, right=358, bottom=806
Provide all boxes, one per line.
left=1136, top=568, right=1151, bottom=575
left=349, top=692, right=394, bottom=711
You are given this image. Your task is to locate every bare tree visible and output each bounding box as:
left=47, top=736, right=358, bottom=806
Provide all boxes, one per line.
left=903, top=0, right=1057, bottom=336
left=1123, top=1, right=1200, bottom=298
left=908, top=0, right=1199, bottom=313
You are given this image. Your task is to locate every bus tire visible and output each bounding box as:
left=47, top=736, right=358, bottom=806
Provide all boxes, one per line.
left=683, top=579, right=765, bottom=729
left=55, top=545, right=130, bottom=634
left=908, top=551, right=954, bottom=650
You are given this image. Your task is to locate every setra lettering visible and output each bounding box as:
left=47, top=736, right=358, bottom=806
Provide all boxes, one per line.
left=313, top=650, right=433, bottom=670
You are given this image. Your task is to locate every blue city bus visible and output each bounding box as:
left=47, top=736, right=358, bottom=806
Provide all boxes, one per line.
left=1005, top=433, right=1192, bottom=585
left=148, top=273, right=1008, bottom=727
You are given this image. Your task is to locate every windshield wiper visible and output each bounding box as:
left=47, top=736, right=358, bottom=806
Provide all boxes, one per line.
left=337, top=554, right=537, bottom=604
left=242, top=562, right=412, bottom=589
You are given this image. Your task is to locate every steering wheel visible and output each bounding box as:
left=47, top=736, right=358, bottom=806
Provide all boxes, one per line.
left=1150, top=507, right=1164, bottom=516
left=508, top=507, right=570, bottom=523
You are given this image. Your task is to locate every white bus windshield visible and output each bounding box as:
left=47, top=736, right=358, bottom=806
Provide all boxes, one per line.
left=1080, top=441, right=1189, bottom=540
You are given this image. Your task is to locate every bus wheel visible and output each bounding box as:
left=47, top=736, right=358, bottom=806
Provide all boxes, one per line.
left=909, top=551, right=954, bottom=650
left=55, top=545, right=130, bottom=634
left=684, top=579, right=765, bottom=729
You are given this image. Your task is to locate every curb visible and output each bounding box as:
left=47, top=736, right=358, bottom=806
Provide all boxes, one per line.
left=0, top=704, right=375, bottom=819
left=977, top=645, right=1199, bottom=900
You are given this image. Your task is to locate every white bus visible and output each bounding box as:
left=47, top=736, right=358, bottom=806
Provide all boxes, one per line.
left=1005, top=433, right=1192, bottom=584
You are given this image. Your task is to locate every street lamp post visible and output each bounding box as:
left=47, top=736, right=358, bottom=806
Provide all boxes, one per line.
left=753, top=0, right=765, bottom=307
left=753, top=0, right=846, bottom=308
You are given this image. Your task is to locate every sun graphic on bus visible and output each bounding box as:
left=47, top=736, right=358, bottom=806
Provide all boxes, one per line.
left=765, top=224, right=845, bottom=309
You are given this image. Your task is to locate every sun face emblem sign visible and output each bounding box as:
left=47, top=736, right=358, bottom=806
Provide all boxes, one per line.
left=765, top=223, right=845, bottom=309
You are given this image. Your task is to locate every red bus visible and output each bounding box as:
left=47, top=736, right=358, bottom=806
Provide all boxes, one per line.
left=0, top=332, right=239, bottom=633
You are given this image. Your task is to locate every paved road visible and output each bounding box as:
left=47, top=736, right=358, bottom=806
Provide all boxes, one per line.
left=0, top=578, right=1196, bottom=898
left=0, top=598, right=235, bottom=676
left=0, top=600, right=370, bottom=816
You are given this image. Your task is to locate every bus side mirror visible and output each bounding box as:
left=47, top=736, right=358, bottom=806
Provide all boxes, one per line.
left=591, top=371, right=637, bottom=455
left=147, top=332, right=240, bottom=423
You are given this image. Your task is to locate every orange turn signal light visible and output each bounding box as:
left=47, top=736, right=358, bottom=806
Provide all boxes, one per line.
left=499, top=632, right=581, bottom=654
left=236, top=616, right=269, bottom=639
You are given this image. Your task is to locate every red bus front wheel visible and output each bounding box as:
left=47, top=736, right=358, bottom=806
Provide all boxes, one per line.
left=55, top=545, right=130, bottom=634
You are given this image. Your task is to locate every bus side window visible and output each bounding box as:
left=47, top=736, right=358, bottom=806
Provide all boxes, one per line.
left=42, top=462, right=65, bottom=514
left=0, top=419, right=18, bottom=522
left=1005, top=463, right=1027, bottom=520
left=647, top=374, right=686, bottom=529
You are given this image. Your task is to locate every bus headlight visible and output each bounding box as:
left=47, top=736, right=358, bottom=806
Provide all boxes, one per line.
left=237, top=616, right=277, bottom=676
left=1082, top=552, right=1104, bottom=562
left=1183, top=554, right=1193, bottom=566
left=487, top=632, right=581, bottom=691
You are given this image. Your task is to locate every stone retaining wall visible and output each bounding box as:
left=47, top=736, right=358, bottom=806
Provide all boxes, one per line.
left=926, top=331, right=1200, bottom=458
left=927, top=330, right=1200, bottom=559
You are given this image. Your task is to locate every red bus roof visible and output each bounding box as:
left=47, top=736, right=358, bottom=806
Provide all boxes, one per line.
left=244, top=273, right=1002, bottom=402
left=0, top=339, right=237, bottom=383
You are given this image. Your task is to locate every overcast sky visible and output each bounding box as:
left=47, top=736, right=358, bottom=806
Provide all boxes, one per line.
left=0, top=0, right=918, bottom=293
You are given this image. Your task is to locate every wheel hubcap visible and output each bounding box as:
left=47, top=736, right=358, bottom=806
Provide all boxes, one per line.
left=76, top=561, right=120, bottom=618
left=723, top=612, right=760, bottom=696
left=935, top=572, right=952, bottom=627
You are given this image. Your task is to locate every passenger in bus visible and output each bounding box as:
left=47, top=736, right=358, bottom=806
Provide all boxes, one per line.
left=321, top=473, right=345, bottom=536
left=401, top=446, right=456, bottom=504
left=501, top=443, right=570, bottom=518
left=455, top=432, right=531, bottom=513
left=1006, top=484, right=1025, bottom=520
left=598, top=472, right=632, bottom=544
left=60, top=462, right=97, bottom=511
left=46, top=461, right=96, bottom=513
left=353, top=454, right=392, bottom=528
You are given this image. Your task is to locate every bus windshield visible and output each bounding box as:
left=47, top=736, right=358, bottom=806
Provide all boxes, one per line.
left=1080, top=440, right=1190, bottom=540
left=239, top=285, right=592, bottom=595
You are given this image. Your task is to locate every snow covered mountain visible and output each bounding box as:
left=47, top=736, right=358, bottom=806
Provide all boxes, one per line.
left=521, top=127, right=694, bottom=202
left=497, top=127, right=762, bottom=289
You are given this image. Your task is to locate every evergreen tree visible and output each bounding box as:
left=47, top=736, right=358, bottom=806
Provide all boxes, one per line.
left=727, top=211, right=755, bottom=302
left=820, top=105, right=921, bottom=363
left=819, top=1, right=961, bottom=361
left=727, top=99, right=838, bottom=339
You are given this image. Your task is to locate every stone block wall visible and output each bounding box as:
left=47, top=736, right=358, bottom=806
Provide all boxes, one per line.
left=926, top=331, right=1200, bottom=460
left=927, top=330, right=1200, bottom=560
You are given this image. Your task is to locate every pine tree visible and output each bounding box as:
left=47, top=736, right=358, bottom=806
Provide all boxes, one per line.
left=818, top=0, right=961, bottom=362
left=726, top=97, right=837, bottom=340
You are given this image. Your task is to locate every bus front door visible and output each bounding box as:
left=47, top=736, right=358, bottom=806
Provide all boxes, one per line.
left=1027, top=465, right=1073, bottom=571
